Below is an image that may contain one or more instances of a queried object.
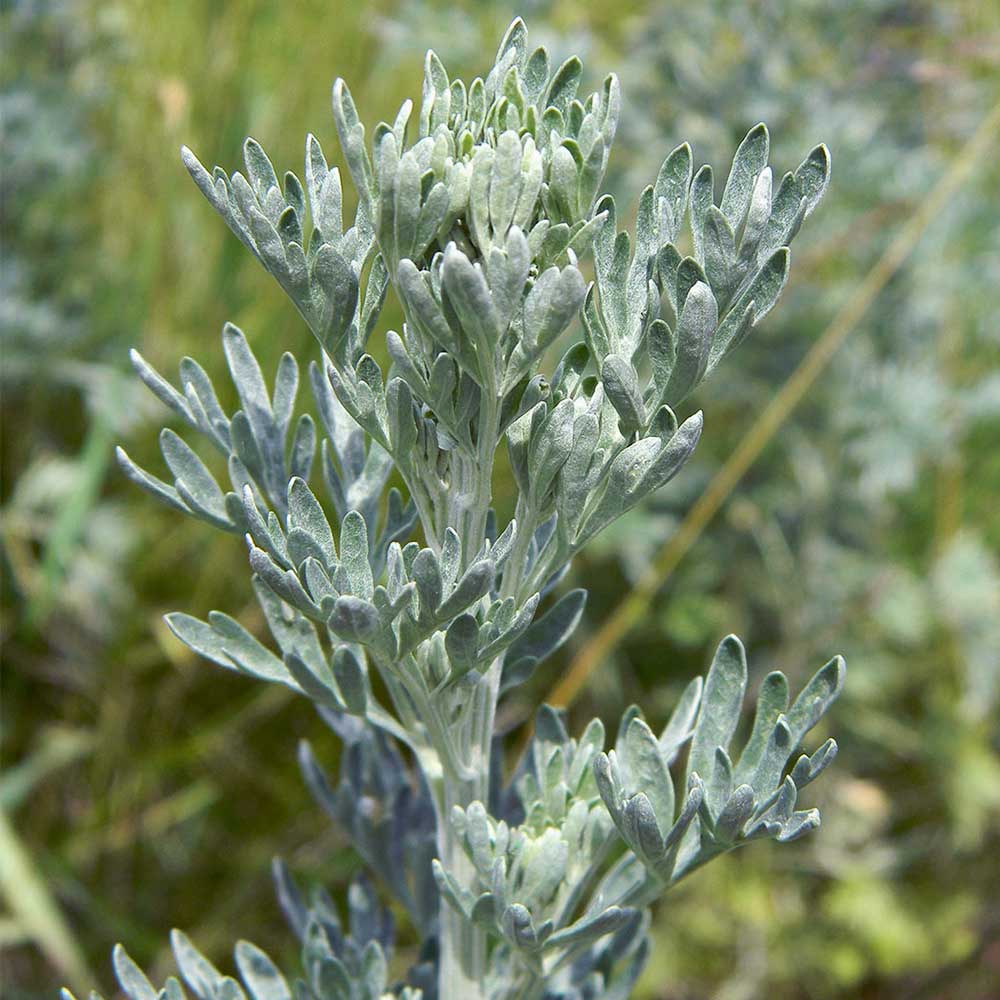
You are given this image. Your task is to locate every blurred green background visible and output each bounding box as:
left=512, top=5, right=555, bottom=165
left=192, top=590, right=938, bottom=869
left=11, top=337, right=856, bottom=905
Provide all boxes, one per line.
left=2, top=0, right=999, bottom=997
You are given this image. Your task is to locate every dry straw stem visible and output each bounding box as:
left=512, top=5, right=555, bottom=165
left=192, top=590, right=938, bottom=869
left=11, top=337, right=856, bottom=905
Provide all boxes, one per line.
left=550, top=99, right=1000, bottom=710
left=0, top=807, right=96, bottom=993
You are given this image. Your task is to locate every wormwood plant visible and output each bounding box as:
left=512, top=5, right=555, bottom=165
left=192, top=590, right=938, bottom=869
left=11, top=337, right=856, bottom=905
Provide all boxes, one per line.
left=73, top=19, right=844, bottom=1000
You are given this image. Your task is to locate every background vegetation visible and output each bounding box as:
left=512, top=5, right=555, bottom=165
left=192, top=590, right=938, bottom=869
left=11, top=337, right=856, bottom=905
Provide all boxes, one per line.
left=2, top=0, right=998, bottom=997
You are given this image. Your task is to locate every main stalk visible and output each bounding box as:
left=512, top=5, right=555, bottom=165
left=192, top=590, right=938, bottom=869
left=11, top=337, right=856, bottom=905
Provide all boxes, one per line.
left=433, top=389, right=503, bottom=999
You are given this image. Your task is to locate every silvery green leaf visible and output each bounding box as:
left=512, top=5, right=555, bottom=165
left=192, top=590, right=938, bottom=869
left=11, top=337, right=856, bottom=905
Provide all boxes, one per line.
left=775, top=808, right=821, bottom=843
left=287, top=477, right=335, bottom=563
left=577, top=140, right=608, bottom=219
left=636, top=406, right=703, bottom=492
left=786, top=655, right=846, bottom=745
left=305, top=134, right=342, bottom=241
left=594, top=224, right=629, bottom=342
left=397, top=260, right=460, bottom=354
left=688, top=635, right=747, bottom=783
left=271, top=354, right=298, bottom=437
left=112, top=946, right=157, bottom=1000
left=550, top=341, right=590, bottom=402
left=331, top=78, right=372, bottom=205
left=240, top=487, right=285, bottom=564
left=527, top=398, right=575, bottom=506
left=338, top=511, right=374, bottom=600
left=656, top=244, right=682, bottom=316
left=789, top=738, right=839, bottom=790
left=520, top=45, right=549, bottom=103
left=468, top=144, right=495, bottom=251
left=500, top=903, right=537, bottom=951
left=659, top=676, right=703, bottom=763
left=331, top=645, right=367, bottom=715
left=116, top=446, right=190, bottom=517
left=487, top=519, right=518, bottom=567
left=243, top=138, right=279, bottom=201
left=627, top=186, right=657, bottom=320
left=755, top=774, right=798, bottom=829
left=386, top=377, right=418, bottom=455
left=445, top=614, right=481, bottom=675
left=433, top=858, right=472, bottom=917
left=620, top=717, right=674, bottom=836
left=438, top=559, right=495, bottom=620
left=577, top=411, right=702, bottom=543
left=171, top=930, right=230, bottom=1000
left=706, top=746, right=734, bottom=819
left=249, top=545, right=320, bottom=619
left=283, top=652, right=340, bottom=711
left=478, top=593, right=539, bottom=661
left=754, top=170, right=804, bottom=265
left=412, top=548, right=443, bottom=621
left=795, top=143, right=832, bottom=217
left=554, top=410, right=600, bottom=534
left=654, top=142, right=692, bottom=244
left=160, top=429, right=233, bottom=530
left=165, top=612, right=296, bottom=692
left=739, top=167, right=772, bottom=264
left=592, top=751, right=621, bottom=817
left=572, top=209, right=608, bottom=261
left=500, top=654, right=539, bottom=692
left=622, top=792, right=664, bottom=862
left=521, top=832, right=568, bottom=905
left=601, top=355, right=644, bottom=435
left=544, top=56, right=582, bottom=115
left=488, top=228, right=531, bottom=332
left=534, top=219, right=569, bottom=264
left=648, top=403, right=678, bottom=442
left=749, top=715, right=793, bottom=799
left=666, top=775, right=704, bottom=864
left=720, top=123, right=769, bottom=230
left=502, top=588, right=586, bottom=693
left=181, top=146, right=257, bottom=257
left=358, top=254, right=389, bottom=353
left=689, top=164, right=714, bottom=263
left=180, top=357, right=231, bottom=450
left=310, top=243, right=359, bottom=353
left=359, top=940, right=388, bottom=998
left=233, top=942, right=290, bottom=1000
left=733, top=671, right=789, bottom=786
left=521, top=264, right=586, bottom=356
left=702, top=206, right=737, bottom=305
left=289, top=415, right=316, bottom=483
left=441, top=243, right=501, bottom=380
left=420, top=50, right=451, bottom=134
left=546, top=906, right=633, bottom=950
left=129, top=349, right=193, bottom=423
left=222, top=326, right=280, bottom=467
left=664, top=280, right=717, bottom=403
left=647, top=319, right=675, bottom=393
left=371, top=132, right=399, bottom=241
left=506, top=403, right=541, bottom=497
left=581, top=279, right=611, bottom=361
left=714, top=783, right=756, bottom=844
left=707, top=259, right=783, bottom=374
left=328, top=595, right=381, bottom=644
left=489, top=131, right=523, bottom=237
left=439, top=528, right=462, bottom=588
left=675, top=256, right=708, bottom=321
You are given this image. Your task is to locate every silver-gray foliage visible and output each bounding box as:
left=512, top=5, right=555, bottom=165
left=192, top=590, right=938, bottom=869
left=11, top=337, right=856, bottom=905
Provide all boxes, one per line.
left=76, top=19, right=842, bottom=1000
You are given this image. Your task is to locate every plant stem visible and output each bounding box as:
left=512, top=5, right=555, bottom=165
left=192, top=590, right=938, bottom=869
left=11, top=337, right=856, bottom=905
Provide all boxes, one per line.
left=435, top=385, right=500, bottom=997
left=437, top=746, right=491, bottom=998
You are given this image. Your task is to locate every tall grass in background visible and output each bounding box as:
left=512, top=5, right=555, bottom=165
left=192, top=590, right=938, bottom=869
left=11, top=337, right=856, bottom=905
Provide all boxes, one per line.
left=2, top=1, right=997, bottom=997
